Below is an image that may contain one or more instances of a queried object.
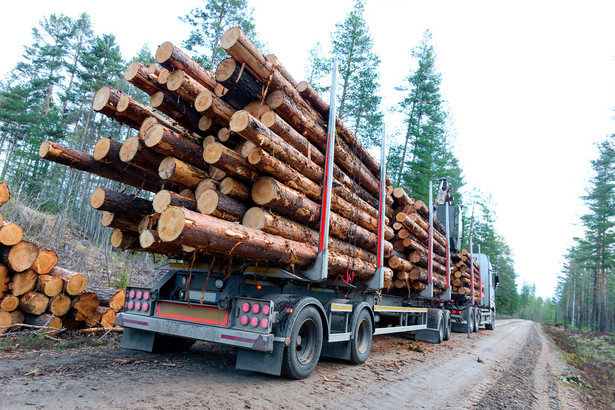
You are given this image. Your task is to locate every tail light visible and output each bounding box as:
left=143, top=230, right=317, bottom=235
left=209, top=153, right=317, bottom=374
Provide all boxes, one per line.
left=123, top=287, right=153, bottom=316
left=234, top=298, right=274, bottom=333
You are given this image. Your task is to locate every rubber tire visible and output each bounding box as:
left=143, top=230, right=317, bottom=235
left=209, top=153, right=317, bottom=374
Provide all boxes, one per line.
left=437, top=315, right=445, bottom=344
left=443, top=310, right=451, bottom=341
left=485, top=312, right=495, bottom=330
left=281, top=305, right=323, bottom=379
left=349, top=308, right=373, bottom=365
left=467, top=308, right=474, bottom=333
left=153, top=334, right=196, bottom=353
left=474, top=309, right=480, bottom=332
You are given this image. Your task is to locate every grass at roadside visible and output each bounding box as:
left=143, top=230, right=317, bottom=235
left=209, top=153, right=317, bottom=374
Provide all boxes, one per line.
left=542, top=324, right=615, bottom=408
left=0, top=330, right=120, bottom=352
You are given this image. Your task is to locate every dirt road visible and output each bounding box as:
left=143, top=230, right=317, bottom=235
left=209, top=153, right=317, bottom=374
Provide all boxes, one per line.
left=0, top=319, right=582, bottom=409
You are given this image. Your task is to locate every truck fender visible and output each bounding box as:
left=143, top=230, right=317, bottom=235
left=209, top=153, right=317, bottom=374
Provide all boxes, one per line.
left=265, top=294, right=328, bottom=342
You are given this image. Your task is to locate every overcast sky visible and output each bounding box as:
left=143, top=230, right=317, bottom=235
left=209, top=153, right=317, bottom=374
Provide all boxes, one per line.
left=2, top=1, right=615, bottom=298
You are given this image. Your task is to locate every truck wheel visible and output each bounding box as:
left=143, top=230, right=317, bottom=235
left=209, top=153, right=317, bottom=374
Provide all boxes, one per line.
left=153, top=334, right=195, bottom=353
left=282, top=305, right=323, bottom=379
left=350, top=308, right=373, bottom=365
left=437, top=314, right=445, bottom=344
left=443, top=310, right=451, bottom=341
left=467, top=308, right=474, bottom=333
left=473, top=310, right=480, bottom=332
left=485, top=312, right=495, bottom=330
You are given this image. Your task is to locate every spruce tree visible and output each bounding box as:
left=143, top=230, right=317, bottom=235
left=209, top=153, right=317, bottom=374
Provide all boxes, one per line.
left=181, top=0, right=260, bottom=70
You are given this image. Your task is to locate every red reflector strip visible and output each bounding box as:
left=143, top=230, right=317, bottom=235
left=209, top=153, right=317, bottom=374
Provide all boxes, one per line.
left=221, top=334, right=257, bottom=344
left=123, top=318, right=149, bottom=326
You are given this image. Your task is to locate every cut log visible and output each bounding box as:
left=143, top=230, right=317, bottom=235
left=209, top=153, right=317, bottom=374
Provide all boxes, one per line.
left=119, top=136, right=167, bottom=176
left=153, top=190, right=198, bottom=214
left=2, top=241, right=39, bottom=272
left=72, top=291, right=100, bottom=319
left=97, top=306, right=116, bottom=329
left=39, top=141, right=163, bottom=193
left=47, top=293, right=71, bottom=316
left=167, top=70, right=208, bottom=104
left=84, top=309, right=103, bottom=327
left=145, top=123, right=205, bottom=169
left=155, top=41, right=217, bottom=91
left=9, top=269, right=38, bottom=296
left=146, top=62, right=161, bottom=76
left=0, top=294, right=19, bottom=311
left=110, top=229, right=139, bottom=249
left=31, top=248, right=58, bottom=275
left=124, top=61, right=164, bottom=96
left=100, top=211, right=140, bottom=233
left=48, top=267, right=86, bottom=296
left=90, top=187, right=153, bottom=219
left=0, top=310, right=12, bottom=333
left=0, top=264, right=8, bottom=298
left=24, top=313, right=62, bottom=329
left=194, top=178, right=218, bottom=200
left=194, top=89, right=237, bottom=122
left=87, top=287, right=125, bottom=312
left=203, top=142, right=259, bottom=182
left=35, top=274, right=64, bottom=297
left=0, top=222, right=23, bottom=246
left=92, top=86, right=140, bottom=129
left=150, top=91, right=203, bottom=134
left=0, top=182, right=9, bottom=207
left=197, top=189, right=248, bottom=222
left=159, top=157, right=210, bottom=189
left=220, top=177, right=250, bottom=201
left=215, top=58, right=263, bottom=108
left=19, top=291, right=50, bottom=315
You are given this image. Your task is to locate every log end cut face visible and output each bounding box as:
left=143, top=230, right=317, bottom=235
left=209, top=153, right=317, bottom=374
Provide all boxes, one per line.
left=124, top=61, right=141, bottom=81
left=203, top=142, right=224, bottom=164
left=229, top=110, right=250, bottom=133
left=251, top=177, right=278, bottom=206
left=90, top=187, right=107, bottom=210
left=215, top=58, right=237, bottom=83
left=220, top=27, right=242, bottom=50
left=166, top=70, right=184, bottom=92
left=38, top=141, right=51, bottom=158
left=119, top=136, right=140, bottom=163
left=242, top=207, right=266, bottom=230
left=194, top=90, right=213, bottom=113
left=153, top=190, right=172, bottom=214
left=150, top=91, right=164, bottom=108
left=197, top=189, right=220, bottom=215
left=144, top=124, right=165, bottom=147
left=155, top=41, right=175, bottom=64
left=93, top=137, right=112, bottom=161
left=158, top=206, right=186, bottom=242
left=92, top=86, right=112, bottom=111
left=139, top=230, right=157, bottom=249
left=8, top=241, right=39, bottom=272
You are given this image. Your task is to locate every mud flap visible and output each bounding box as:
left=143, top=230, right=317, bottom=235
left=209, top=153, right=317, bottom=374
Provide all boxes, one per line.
left=119, top=327, right=155, bottom=352
left=451, top=322, right=471, bottom=333
left=235, top=341, right=285, bottom=376
left=320, top=340, right=351, bottom=361
left=415, top=308, right=443, bottom=344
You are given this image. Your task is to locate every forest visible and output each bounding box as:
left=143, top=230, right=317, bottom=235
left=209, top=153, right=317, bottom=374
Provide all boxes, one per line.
left=0, top=0, right=610, bottom=327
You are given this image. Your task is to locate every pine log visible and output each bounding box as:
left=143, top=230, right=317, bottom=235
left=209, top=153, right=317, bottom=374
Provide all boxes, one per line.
left=0, top=264, right=8, bottom=298
left=251, top=177, right=392, bottom=255
left=219, top=177, right=250, bottom=201
left=90, top=187, right=153, bottom=219
left=155, top=41, right=217, bottom=91
left=198, top=115, right=216, bottom=132
left=98, top=306, right=116, bottom=329
left=124, top=61, right=164, bottom=96
left=30, top=248, right=58, bottom=275
left=158, top=68, right=171, bottom=85
left=0, top=310, right=12, bottom=333
left=72, top=292, right=100, bottom=319
left=92, top=86, right=141, bottom=129
left=39, top=141, right=163, bottom=193
left=19, top=292, right=49, bottom=315
left=145, top=123, right=205, bottom=169
left=119, top=136, right=166, bottom=175
left=0, top=222, right=23, bottom=246
left=23, top=313, right=62, bottom=329
left=167, top=70, right=208, bottom=104
left=197, top=189, right=247, bottom=222
left=47, top=293, right=71, bottom=316
left=2, top=241, right=39, bottom=273
left=194, top=89, right=236, bottom=122
left=387, top=255, right=413, bottom=272
left=194, top=178, right=218, bottom=199
left=117, top=94, right=186, bottom=134
left=392, top=188, right=413, bottom=208
left=146, top=62, right=161, bottom=76
left=35, top=274, right=64, bottom=297
left=242, top=207, right=377, bottom=265
left=8, top=269, right=37, bottom=296
left=0, top=295, right=19, bottom=312
left=153, top=190, right=198, bottom=214
left=110, top=229, right=139, bottom=249
left=100, top=211, right=140, bottom=233
left=203, top=142, right=260, bottom=182
left=137, top=229, right=191, bottom=257
left=84, top=309, right=103, bottom=327
left=159, top=157, right=210, bottom=189
left=48, top=267, right=86, bottom=296
left=215, top=58, right=264, bottom=108
left=150, top=91, right=203, bottom=134
left=87, top=287, right=125, bottom=312
left=296, top=81, right=329, bottom=115
left=0, top=182, right=9, bottom=207
left=138, top=214, right=158, bottom=234
left=243, top=101, right=271, bottom=119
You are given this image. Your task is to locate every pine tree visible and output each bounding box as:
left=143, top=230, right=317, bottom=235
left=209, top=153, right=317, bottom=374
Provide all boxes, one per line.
left=579, top=135, right=615, bottom=331
left=181, top=0, right=260, bottom=70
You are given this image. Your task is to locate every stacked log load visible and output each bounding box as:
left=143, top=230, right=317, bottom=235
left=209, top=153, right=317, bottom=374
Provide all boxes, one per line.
left=451, top=249, right=484, bottom=300
left=0, top=183, right=125, bottom=334
left=40, top=27, right=459, bottom=297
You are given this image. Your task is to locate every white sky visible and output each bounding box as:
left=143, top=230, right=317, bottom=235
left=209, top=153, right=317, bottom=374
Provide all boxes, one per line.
left=2, top=1, right=615, bottom=298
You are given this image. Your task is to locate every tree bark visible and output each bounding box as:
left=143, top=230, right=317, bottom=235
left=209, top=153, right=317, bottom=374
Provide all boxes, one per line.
left=35, top=274, right=64, bottom=297
left=158, top=157, right=210, bottom=189
left=89, top=187, right=153, bottom=219
left=144, top=123, right=205, bottom=169
left=47, top=293, right=71, bottom=316
left=19, top=291, right=50, bottom=316
left=48, top=267, right=87, bottom=296
left=155, top=41, right=217, bottom=91
left=197, top=189, right=247, bottom=222
left=153, top=190, right=198, bottom=214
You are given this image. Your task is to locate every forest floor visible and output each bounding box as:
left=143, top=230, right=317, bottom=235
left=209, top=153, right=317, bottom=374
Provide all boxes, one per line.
left=0, top=319, right=587, bottom=409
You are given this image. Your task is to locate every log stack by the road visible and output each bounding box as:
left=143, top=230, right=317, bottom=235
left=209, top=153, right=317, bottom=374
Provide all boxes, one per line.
left=39, top=27, right=457, bottom=297
left=0, top=183, right=125, bottom=334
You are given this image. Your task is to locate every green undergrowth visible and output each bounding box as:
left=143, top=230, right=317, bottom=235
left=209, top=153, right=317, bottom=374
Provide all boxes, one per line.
left=542, top=324, right=615, bottom=408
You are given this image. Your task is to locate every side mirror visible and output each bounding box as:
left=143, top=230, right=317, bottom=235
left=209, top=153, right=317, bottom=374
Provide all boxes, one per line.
left=494, top=274, right=500, bottom=288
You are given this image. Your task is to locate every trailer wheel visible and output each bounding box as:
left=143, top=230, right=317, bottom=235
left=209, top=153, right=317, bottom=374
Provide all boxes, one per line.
left=350, top=308, right=373, bottom=365
left=467, top=308, right=474, bottom=333
left=485, top=312, right=495, bottom=330
left=282, top=305, right=323, bottom=379
left=443, top=310, right=451, bottom=341
left=475, top=309, right=480, bottom=332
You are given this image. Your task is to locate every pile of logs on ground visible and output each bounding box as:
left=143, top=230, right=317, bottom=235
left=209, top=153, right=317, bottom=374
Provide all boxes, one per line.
left=0, top=183, right=125, bottom=334
left=451, top=249, right=484, bottom=300
left=39, top=26, right=460, bottom=297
